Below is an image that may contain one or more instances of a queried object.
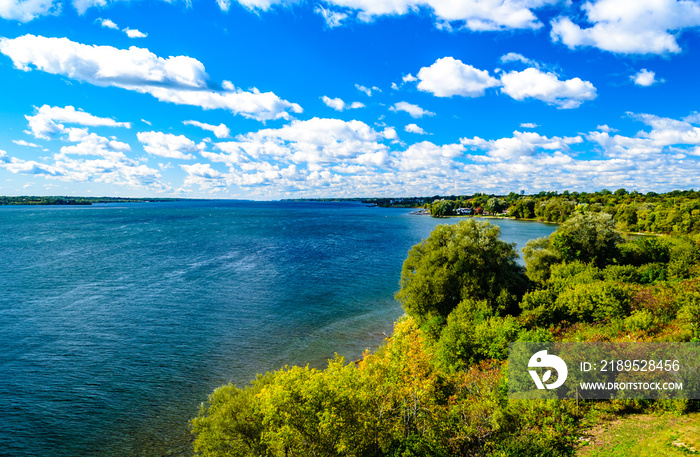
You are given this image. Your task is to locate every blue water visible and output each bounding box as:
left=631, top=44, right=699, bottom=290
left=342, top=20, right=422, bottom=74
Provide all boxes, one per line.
left=0, top=201, right=556, bottom=456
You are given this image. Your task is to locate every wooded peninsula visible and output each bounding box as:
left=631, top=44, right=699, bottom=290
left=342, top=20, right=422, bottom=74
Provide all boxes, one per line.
left=192, top=190, right=700, bottom=457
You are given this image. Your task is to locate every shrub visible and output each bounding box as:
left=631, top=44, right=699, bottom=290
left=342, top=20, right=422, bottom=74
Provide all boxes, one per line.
left=554, top=281, right=633, bottom=323
left=604, top=264, right=642, bottom=284
left=624, top=309, right=657, bottom=332
left=637, top=263, right=668, bottom=284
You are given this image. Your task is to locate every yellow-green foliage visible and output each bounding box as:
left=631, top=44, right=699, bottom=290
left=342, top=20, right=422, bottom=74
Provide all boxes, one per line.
left=192, top=317, right=578, bottom=457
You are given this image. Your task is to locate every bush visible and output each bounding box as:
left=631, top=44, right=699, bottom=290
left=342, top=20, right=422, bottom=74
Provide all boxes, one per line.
left=435, top=299, right=523, bottom=371
left=624, top=309, right=657, bottom=332
left=637, top=263, right=668, bottom=284
left=667, top=237, right=700, bottom=279
left=604, top=265, right=642, bottom=283
left=617, top=236, right=670, bottom=266
left=555, top=281, right=633, bottom=323
left=519, top=289, right=564, bottom=328
left=676, top=291, right=700, bottom=339
left=548, top=262, right=603, bottom=293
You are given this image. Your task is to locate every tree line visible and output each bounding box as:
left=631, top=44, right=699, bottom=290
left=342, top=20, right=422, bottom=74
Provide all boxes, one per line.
left=368, top=189, right=700, bottom=236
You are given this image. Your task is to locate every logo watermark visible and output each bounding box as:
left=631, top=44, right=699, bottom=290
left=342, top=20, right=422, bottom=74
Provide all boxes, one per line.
left=509, top=342, right=700, bottom=399
left=528, top=350, right=568, bottom=390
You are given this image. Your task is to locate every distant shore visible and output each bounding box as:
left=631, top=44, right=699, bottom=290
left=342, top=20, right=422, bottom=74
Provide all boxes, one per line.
left=0, top=196, right=196, bottom=206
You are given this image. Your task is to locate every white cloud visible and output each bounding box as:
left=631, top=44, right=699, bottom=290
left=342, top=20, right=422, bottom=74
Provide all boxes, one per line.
left=461, top=130, right=582, bottom=161
left=416, top=57, right=500, bottom=98
left=124, top=28, right=147, bottom=38
left=13, top=139, right=42, bottom=147
left=314, top=4, right=348, bottom=27
left=1, top=128, right=165, bottom=190
left=321, top=96, right=364, bottom=111
left=397, top=141, right=465, bottom=171
left=551, top=0, right=700, bottom=55
left=181, top=163, right=227, bottom=190
left=216, top=0, right=231, bottom=11
left=500, top=52, right=538, bottom=67
left=355, top=84, right=380, bottom=96
left=404, top=123, right=426, bottom=134
left=631, top=69, right=661, bottom=86
left=207, top=117, right=390, bottom=165
left=98, top=18, right=119, bottom=29
left=137, top=131, right=198, bottom=160
left=382, top=127, right=398, bottom=141
left=0, top=35, right=303, bottom=122
left=73, top=0, right=107, bottom=15
left=319, top=0, right=559, bottom=31
left=0, top=0, right=58, bottom=22
left=183, top=120, right=231, bottom=139
left=520, top=122, right=539, bottom=128
left=231, top=0, right=298, bottom=11
left=390, top=101, right=435, bottom=118
left=500, top=68, right=597, bottom=109
left=25, top=105, right=131, bottom=140
left=402, top=74, right=417, bottom=83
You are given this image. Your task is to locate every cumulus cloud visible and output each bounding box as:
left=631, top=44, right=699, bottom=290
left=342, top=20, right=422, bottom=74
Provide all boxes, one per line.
left=551, top=0, right=700, bottom=54
left=181, top=163, right=227, bottom=190
left=397, top=141, right=465, bottom=171
left=98, top=18, right=119, bottom=29
left=321, top=96, right=364, bottom=111
left=520, top=122, right=539, bottom=128
left=461, top=130, right=583, bottom=161
left=417, top=57, right=500, bottom=98
left=631, top=69, right=661, bottom=86
left=499, top=52, right=538, bottom=67
left=205, top=117, right=390, bottom=166
left=0, top=0, right=58, bottom=22
left=0, top=35, right=302, bottom=122
left=500, top=68, right=597, bottom=109
left=1, top=124, right=165, bottom=190
left=390, top=101, right=435, bottom=118
left=124, top=28, right=147, bottom=38
left=25, top=105, right=131, bottom=140
left=137, top=131, right=198, bottom=160
left=183, top=120, right=231, bottom=139
left=179, top=113, right=700, bottom=196
left=404, top=123, right=426, bottom=134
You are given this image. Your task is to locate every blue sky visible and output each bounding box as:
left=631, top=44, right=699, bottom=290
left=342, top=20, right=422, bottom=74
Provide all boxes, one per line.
left=1, top=0, right=700, bottom=199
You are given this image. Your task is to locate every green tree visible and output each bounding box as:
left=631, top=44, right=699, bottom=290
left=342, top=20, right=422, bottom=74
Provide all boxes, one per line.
left=430, top=200, right=455, bottom=217
left=550, top=212, right=622, bottom=268
left=522, top=236, right=563, bottom=283
left=395, top=220, right=526, bottom=324
left=484, top=197, right=505, bottom=214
